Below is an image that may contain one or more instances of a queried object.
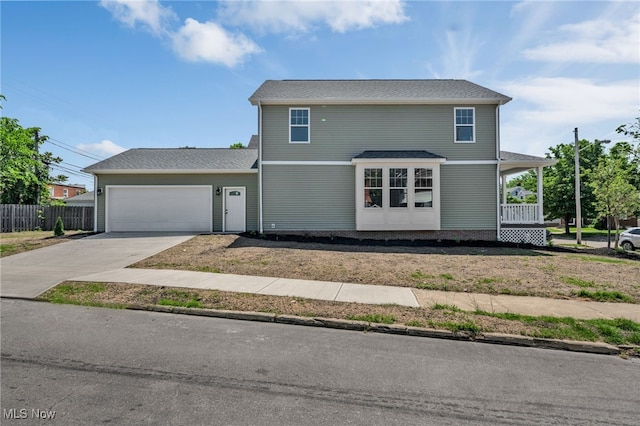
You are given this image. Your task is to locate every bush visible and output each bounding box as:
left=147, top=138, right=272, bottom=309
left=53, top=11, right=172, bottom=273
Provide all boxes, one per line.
left=53, top=216, right=65, bottom=236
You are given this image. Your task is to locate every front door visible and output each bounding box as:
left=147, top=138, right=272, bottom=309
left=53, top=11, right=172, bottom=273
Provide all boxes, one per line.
left=224, top=187, right=246, bottom=232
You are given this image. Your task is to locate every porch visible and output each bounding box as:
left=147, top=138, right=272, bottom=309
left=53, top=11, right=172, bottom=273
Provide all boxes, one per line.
left=499, top=151, right=556, bottom=245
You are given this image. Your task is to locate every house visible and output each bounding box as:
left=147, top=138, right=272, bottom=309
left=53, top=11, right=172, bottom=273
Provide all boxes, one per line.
left=83, top=79, right=555, bottom=245
left=65, top=191, right=95, bottom=207
left=505, top=185, right=535, bottom=201
left=48, top=183, right=86, bottom=200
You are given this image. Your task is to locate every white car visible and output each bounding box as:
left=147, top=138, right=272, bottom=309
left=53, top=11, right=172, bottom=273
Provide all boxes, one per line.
left=620, top=227, right=640, bottom=251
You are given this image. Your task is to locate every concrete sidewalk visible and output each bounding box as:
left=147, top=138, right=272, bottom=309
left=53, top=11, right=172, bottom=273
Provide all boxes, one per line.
left=71, top=268, right=640, bottom=322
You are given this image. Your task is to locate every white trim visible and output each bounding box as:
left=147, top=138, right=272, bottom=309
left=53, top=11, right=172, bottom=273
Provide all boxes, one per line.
left=443, top=160, right=498, bottom=165
left=289, top=107, right=310, bottom=144
left=258, top=102, right=264, bottom=234
left=105, top=185, right=212, bottom=233
left=454, top=107, right=476, bottom=143
left=252, top=99, right=509, bottom=106
left=496, top=104, right=501, bottom=241
left=263, top=161, right=352, bottom=166
left=87, top=169, right=257, bottom=175
left=222, top=186, right=246, bottom=233
left=352, top=158, right=446, bottom=165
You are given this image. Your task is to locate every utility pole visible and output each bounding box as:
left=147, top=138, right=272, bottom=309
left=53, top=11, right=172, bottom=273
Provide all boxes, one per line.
left=574, top=127, right=582, bottom=245
left=34, top=130, right=40, bottom=205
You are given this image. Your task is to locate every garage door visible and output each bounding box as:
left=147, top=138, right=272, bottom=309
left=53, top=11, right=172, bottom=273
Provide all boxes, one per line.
left=106, top=186, right=212, bottom=232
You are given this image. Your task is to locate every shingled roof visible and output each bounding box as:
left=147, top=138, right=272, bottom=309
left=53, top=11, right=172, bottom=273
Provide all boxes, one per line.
left=249, top=80, right=511, bottom=105
left=353, top=150, right=446, bottom=160
left=83, top=148, right=258, bottom=174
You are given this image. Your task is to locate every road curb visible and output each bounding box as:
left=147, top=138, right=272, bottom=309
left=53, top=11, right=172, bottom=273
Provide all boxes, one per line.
left=122, top=303, right=624, bottom=356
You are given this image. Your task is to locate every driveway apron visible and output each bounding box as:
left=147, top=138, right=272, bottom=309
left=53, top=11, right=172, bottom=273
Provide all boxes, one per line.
left=0, top=233, right=195, bottom=299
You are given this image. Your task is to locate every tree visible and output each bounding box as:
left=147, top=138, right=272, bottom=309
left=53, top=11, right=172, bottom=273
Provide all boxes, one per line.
left=0, top=98, right=66, bottom=204
left=229, top=142, right=245, bottom=149
left=590, top=156, right=640, bottom=249
left=543, top=140, right=606, bottom=234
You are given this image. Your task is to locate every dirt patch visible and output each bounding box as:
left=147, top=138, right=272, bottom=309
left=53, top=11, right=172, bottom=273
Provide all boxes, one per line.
left=0, top=230, right=92, bottom=257
left=131, top=234, right=640, bottom=302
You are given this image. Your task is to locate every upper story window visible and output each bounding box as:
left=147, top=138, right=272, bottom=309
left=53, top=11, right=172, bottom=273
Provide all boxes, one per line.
left=289, top=108, right=310, bottom=143
left=454, top=107, right=475, bottom=143
left=63, top=189, right=69, bottom=197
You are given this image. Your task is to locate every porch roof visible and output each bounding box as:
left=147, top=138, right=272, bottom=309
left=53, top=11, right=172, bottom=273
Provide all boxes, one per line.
left=500, top=151, right=556, bottom=175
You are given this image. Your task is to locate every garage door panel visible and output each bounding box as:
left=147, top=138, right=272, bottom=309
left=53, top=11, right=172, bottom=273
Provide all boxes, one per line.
left=107, top=186, right=212, bottom=232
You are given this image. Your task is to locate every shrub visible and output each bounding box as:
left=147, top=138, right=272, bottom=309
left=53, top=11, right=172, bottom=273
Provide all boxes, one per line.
left=53, top=216, right=65, bottom=236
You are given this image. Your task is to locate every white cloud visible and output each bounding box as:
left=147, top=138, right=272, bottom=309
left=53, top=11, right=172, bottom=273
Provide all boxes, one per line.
left=171, top=18, right=261, bottom=67
left=523, top=13, right=640, bottom=64
left=100, top=0, right=176, bottom=35
left=218, top=0, right=408, bottom=34
left=498, top=77, right=639, bottom=156
left=78, top=140, right=127, bottom=157
left=428, top=29, right=484, bottom=80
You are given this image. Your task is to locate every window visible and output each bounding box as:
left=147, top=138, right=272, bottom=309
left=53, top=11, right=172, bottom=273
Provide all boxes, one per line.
left=389, top=168, right=408, bottom=208
left=290, top=108, right=310, bottom=143
left=414, top=168, right=433, bottom=207
left=364, top=168, right=383, bottom=208
left=454, top=107, right=475, bottom=143
left=63, top=189, right=68, bottom=197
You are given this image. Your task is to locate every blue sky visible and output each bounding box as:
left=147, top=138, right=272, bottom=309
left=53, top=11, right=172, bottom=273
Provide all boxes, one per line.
left=2, top=0, right=639, bottom=191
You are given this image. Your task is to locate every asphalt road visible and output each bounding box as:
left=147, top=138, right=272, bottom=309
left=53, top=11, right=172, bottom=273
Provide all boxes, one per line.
left=1, top=300, right=639, bottom=425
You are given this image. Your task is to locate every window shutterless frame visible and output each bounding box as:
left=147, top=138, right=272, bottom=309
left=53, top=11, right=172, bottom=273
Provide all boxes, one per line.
left=454, top=107, right=475, bottom=143
left=289, top=108, right=310, bottom=143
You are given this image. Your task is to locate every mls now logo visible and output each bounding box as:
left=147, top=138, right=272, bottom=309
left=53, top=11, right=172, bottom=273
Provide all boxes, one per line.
left=3, top=408, right=56, bottom=420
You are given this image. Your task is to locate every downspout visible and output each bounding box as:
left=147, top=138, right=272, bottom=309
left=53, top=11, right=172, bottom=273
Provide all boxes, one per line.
left=93, top=174, right=98, bottom=233
left=258, top=101, right=264, bottom=234
left=496, top=103, right=502, bottom=241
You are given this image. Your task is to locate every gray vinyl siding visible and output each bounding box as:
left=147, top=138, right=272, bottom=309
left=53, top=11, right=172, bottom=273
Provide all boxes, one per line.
left=95, top=173, right=258, bottom=232
left=262, top=104, right=497, bottom=162
left=440, top=164, right=497, bottom=230
left=262, top=165, right=355, bottom=231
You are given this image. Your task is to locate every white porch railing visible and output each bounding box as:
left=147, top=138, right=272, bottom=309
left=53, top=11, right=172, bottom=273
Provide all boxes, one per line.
left=501, top=204, right=540, bottom=224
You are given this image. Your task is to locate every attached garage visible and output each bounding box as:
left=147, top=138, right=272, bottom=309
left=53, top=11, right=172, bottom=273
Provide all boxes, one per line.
left=106, top=186, right=212, bottom=232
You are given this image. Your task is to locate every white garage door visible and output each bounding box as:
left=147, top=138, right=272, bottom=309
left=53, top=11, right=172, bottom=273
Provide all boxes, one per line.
left=106, top=186, right=212, bottom=232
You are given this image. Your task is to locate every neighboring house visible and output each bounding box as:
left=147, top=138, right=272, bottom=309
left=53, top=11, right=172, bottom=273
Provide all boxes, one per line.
left=65, top=191, right=95, bottom=207
left=48, top=183, right=86, bottom=200
left=505, top=185, right=535, bottom=201
left=83, top=79, right=556, bottom=245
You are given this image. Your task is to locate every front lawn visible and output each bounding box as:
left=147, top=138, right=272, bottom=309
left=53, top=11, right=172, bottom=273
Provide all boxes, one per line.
left=0, top=230, right=91, bottom=257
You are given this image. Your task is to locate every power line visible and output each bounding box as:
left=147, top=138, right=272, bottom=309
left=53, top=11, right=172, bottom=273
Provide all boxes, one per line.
left=48, top=137, right=107, bottom=160
left=44, top=139, right=105, bottom=161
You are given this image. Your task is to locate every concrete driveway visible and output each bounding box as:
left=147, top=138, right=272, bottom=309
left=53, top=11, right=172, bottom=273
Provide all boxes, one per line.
left=0, top=233, right=195, bottom=299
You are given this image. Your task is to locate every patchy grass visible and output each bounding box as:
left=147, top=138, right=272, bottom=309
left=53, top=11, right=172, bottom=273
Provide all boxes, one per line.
left=37, top=281, right=640, bottom=347
left=0, top=230, right=91, bottom=257
left=562, top=277, right=597, bottom=288
left=346, top=314, right=396, bottom=324
left=130, top=235, right=640, bottom=303
left=574, top=290, right=634, bottom=303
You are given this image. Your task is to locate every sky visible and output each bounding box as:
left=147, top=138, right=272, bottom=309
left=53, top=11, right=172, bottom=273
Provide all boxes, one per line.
left=2, top=0, right=639, bottom=191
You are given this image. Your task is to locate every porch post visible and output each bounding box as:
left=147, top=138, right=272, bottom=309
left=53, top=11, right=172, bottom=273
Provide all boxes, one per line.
left=501, top=175, right=507, bottom=204
left=537, top=166, right=544, bottom=224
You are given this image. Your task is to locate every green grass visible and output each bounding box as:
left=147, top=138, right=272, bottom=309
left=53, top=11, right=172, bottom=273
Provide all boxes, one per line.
left=548, top=226, right=610, bottom=236
left=478, top=277, right=501, bottom=284
left=440, top=273, right=454, bottom=280
left=406, top=319, right=426, bottom=327
left=158, top=298, right=203, bottom=308
left=561, top=276, right=596, bottom=288
left=575, top=289, right=634, bottom=303
left=411, top=270, right=433, bottom=280
left=431, top=320, right=479, bottom=334
left=194, top=266, right=222, bottom=273
left=474, top=310, right=640, bottom=345
left=432, top=303, right=462, bottom=312
left=346, top=314, right=396, bottom=324
left=567, top=255, right=628, bottom=265
left=0, top=244, right=17, bottom=254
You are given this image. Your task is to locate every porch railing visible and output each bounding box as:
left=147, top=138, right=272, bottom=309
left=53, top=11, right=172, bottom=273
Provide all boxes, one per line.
left=501, top=204, right=540, bottom=224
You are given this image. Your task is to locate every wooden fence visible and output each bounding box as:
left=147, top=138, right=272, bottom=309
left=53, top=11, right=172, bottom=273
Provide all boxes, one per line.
left=1, top=204, right=94, bottom=233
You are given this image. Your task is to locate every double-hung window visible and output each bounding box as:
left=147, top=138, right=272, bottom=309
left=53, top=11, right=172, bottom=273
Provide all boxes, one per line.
left=454, top=107, right=475, bottom=143
left=414, top=168, right=433, bottom=207
left=290, top=108, right=310, bottom=143
left=364, top=168, right=383, bottom=208
left=389, top=168, right=408, bottom=208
